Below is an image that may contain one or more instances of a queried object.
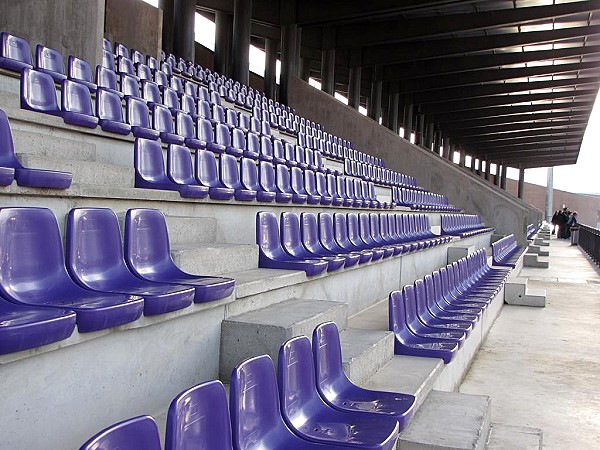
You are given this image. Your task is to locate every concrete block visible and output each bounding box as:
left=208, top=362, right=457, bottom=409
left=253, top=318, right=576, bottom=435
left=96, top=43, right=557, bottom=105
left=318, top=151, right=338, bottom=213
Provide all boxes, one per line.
left=486, top=423, right=543, bottom=450
left=447, top=246, right=475, bottom=265
left=165, top=215, right=217, bottom=245
left=533, top=238, right=550, bottom=247
left=362, top=356, right=444, bottom=410
left=171, top=243, right=258, bottom=276
left=17, top=154, right=133, bottom=187
left=523, top=254, right=549, bottom=268
left=526, top=245, right=549, bottom=257
left=220, top=298, right=348, bottom=380
left=504, top=279, right=546, bottom=307
left=340, top=329, right=394, bottom=385
left=227, top=268, right=307, bottom=300
left=398, top=390, right=491, bottom=450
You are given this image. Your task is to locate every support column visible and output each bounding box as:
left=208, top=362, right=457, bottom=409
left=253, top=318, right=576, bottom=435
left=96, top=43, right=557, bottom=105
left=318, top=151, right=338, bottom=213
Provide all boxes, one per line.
left=158, top=0, right=174, bottom=55
left=546, top=167, right=554, bottom=222
left=321, top=28, right=335, bottom=95
left=442, top=137, right=451, bottom=159
left=299, top=57, right=311, bottom=81
left=368, top=66, right=382, bottom=121
left=173, top=0, right=196, bottom=62
left=495, top=164, right=501, bottom=186
left=264, top=38, right=278, bottom=99
left=388, top=82, right=400, bottom=132
left=381, top=82, right=390, bottom=128
left=469, top=156, right=475, bottom=172
left=215, top=11, right=233, bottom=77
left=501, top=165, right=508, bottom=190
left=417, top=114, right=425, bottom=147
left=518, top=168, right=526, bottom=200
left=476, top=159, right=482, bottom=176
left=426, top=123, right=435, bottom=151
left=231, top=0, right=252, bottom=85
left=279, top=24, right=298, bottom=105
left=484, top=160, right=491, bottom=181
left=348, top=66, right=362, bottom=109
left=459, top=150, right=466, bottom=167
left=404, top=101, right=414, bottom=139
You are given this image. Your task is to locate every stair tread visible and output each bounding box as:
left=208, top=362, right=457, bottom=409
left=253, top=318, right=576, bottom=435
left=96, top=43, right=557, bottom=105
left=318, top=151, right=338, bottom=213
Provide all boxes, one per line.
left=486, top=423, right=542, bottom=450
left=223, top=267, right=306, bottom=299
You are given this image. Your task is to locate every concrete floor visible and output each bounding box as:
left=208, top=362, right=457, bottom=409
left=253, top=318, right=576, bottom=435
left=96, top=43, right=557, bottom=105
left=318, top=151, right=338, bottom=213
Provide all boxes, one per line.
left=460, top=238, right=600, bottom=449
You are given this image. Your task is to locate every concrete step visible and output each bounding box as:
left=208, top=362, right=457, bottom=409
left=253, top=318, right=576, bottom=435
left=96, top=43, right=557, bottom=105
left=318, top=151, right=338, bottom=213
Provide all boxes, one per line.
left=398, top=390, right=492, bottom=450
left=165, top=215, right=217, bottom=245
left=523, top=253, right=549, bottom=268
left=533, top=238, right=549, bottom=247
left=340, top=328, right=394, bottom=386
left=13, top=129, right=97, bottom=160
left=171, top=242, right=258, bottom=276
left=17, top=154, right=133, bottom=188
left=504, top=279, right=546, bottom=307
left=486, top=423, right=543, bottom=450
left=219, top=298, right=348, bottom=380
left=526, top=245, right=549, bottom=257
left=361, top=355, right=444, bottom=410
left=347, top=297, right=389, bottom=332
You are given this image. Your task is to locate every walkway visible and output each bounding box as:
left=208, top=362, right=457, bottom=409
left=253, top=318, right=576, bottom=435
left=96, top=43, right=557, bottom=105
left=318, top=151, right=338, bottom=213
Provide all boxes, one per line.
left=460, top=237, right=600, bottom=449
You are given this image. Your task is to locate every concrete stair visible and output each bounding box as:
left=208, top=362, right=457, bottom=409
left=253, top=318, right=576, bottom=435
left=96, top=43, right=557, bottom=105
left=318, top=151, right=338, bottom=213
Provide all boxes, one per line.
left=486, top=423, right=543, bottom=449
left=504, top=278, right=546, bottom=307
left=219, top=298, right=348, bottom=380
left=523, top=253, right=550, bottom=268
left=340, top=328, right=394, bottom=385
left=533, top=238, right=550, bottom=247
left=171, top=242, right=258, bottom=276
left=165, top=215, right=217, bottom=245
left=527, top=244, right=549, bottom=257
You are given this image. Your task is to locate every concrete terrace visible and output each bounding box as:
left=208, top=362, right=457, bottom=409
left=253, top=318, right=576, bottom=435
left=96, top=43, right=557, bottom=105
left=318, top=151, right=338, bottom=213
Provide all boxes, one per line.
left=460, top=237, right=600, bottom=449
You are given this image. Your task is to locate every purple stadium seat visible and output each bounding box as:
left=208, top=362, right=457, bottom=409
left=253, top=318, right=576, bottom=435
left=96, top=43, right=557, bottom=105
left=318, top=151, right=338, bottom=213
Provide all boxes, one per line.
left=272, top=139, right=286, bottom=164
left=214, top=123, right=242, bottom=157
left=102, top=50, right=116, bottom=71
left=166, top=143, right=210, bottom=198
left=231, top=354, right=354, bottom=450
left=96, top=88, right=131, bottom=135
left=0, top=108, right=72, bottom=188
left=142, top=80, right=162, bottom=108
left=175, top=111, right=201, bottom=148
left=20, top=68, right=61, bottom=116
left=312, top=322, right=416, bottom=431
left=180, top=94, right=198, bottom=119
left=131, top=49, right=145, bottom=65
left=125, top=209, right=234, bottom=303
left=257, top=212, right=328, bottom=276
left=277, top=164, right=306, bottom=204
left=0, top=32, right=33, bottom=72
left=220, top=153, right=256, bottom=201
left=96, top=66, right=122, bottom=97
left=388, top=288, right=459, bottom=364
left=137, top=63, right=153, bottom=81
left=154, top=68, right=169, bottom=90
left=259, top=161, right=291, bottom=203
left=197, top=118, right=226, bottom=153
left=163, top=87, right=182, bottom=114
left=35, top=45, right=66, bottom=82
left=0, top=297, right=76, bottom=355
left=300, top=212, right=359, bottom=268
left=243, top=131, right=260, bottom=159
left=117, top=56, right=136, bottom=79
left=240, top=157, right=275, bottom=202
left=0, top=207, right=143, bottom=332
left=165, top=380, right=234, bottom=450
left=120, top=73, right=140, bottom=99
left=67, top=55, right=96, bottom=91
left=134, top=138, right=207, bottom=198
left=278, top=336, right=399, bottom=449
left=66, top=208, right=195, bottom=316
left=114, top=43, right=129, bottom=59
left=281, top=212, right=344, bottom=272
left=258, top=135, right=274, bottom=162
left=79, top=416, right=161, bottom=450
left=326, top=174, right=344, bottom=206
left=291, top=166, right=320, bottom=204
left=195, top=150, right=235, bottom=200
left=127, top=97, right=159, bottom=139
left=61, top=80, right=99, bottom=128
left=315, top=172, right=333, bottom=205
left=153, top=104, right=184, bottom=144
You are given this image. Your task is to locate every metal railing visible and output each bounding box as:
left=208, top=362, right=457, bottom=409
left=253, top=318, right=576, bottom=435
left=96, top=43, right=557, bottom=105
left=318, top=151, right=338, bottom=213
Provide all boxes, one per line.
left=578, top=224, right=600, bottom=265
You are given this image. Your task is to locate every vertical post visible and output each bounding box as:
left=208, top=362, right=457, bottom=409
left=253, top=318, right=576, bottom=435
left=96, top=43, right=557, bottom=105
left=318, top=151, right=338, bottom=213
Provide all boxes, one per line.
left=381, top=82, right=390, bottom=127
left=484, top=160, right=491, bottom=181
left=442, top=137, right=451, bottom=159
left=368, top=66, right=382, bottom=121
left=388, top=81, right=400, bottom=133
left=426, top=122, right=435, bottom=151
left=173, top=0, right=196, bottom=62
left=231, top=0, right=252, bottom=85
left=214, top=11, right=233, bottom=77
left=404, top=101, right=414, bottom=139
left=321, top=28, right=335, bottom=95
left=264, top=37, right=278, bottom=99
left=348, top=49, right=362, bottom=110
left=459, top=150, right=466, bottom=167
left=469, top=156, right=475, bottom=172
left=279, top=24, right=297, bottom=105
left=495, top=164, right=501, bottom=186
left=158, top=0, right=174, bottom=55
left=501, top=164, right=508, bottom=190
left=518, top=167, right=526, bottom=199
left=299, top=57, right=311, bottom=81
left=546, top=167, right=554, bottom=222
left=417, top=113, right=425, bottom=146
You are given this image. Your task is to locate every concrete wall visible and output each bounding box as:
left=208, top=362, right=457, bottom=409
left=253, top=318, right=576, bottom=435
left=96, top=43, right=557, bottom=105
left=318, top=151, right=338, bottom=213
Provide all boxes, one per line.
left=0, top=0, right=105, bottom=67
left=105, top=0, right=162, bottom=59
left=288, top=76, right=542, bottom=243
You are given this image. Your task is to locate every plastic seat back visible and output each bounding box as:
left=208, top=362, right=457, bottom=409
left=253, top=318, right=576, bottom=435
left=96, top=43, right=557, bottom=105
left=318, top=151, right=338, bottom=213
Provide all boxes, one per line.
left=96, top=88, right=126, bottom=124
left=240, top=157, right=260, bottom=190
left=68, top=56, right=95, bottom=88
left=153, top=104, right=176, bottom=134
left=165, top=380, right=234, bottom=450
left=120, top=73, right=140, bottom=98
left=195, top=149, right=220, bottom=187
left=134, top=138, right=172, bottom=190
left=36, top=45, right=65, bottom=80
left=275, top=164, right=293, bottom=194
left=20, top=68, right=61, bottom=115
left=79, top=416, right=161, bottom=450
left=0, top=32, right=33, bottom=71
left=96, top=66, right=119, bottom=92
left=312, top=321, right=351, bottom=399
left=219, top=153, right=242, bottom=189
left=290, top=166, right=307, bottom=195
left=0, top=109, right=24, bottom=170
left=259, top=161, right=277, bottom=192
left=142, top=80, right=162, bottom=105
left=167, top=144, right=197, bottom=185
left=176, top=110, right=196, bottom=140
left=102, top=50, right=115, bottom=71
left=127, top=97, right=154, bottom=131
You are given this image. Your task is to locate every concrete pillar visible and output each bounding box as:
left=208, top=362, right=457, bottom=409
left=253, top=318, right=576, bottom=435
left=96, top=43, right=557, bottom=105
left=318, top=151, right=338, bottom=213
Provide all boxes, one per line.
left=501, top=165, right=508, bottom=190
left=299, top=57, right=311, bottom=81
left=381, top=82, right=390, bottom=127
left=484, top=160, right=491, bottom=181
left=279, top=24, right=298, bottom=105
left=215, top=11, right=233, bottom=77
left=475, top=159, right=482, bottom=176
left=388, top=84, right=400, bottom=133
left=518, top=168, right=526, bottom=200
left=173, top=0, right=196, bottom=61
left=546, top=167, right=554, bottom=222
left=231, top=0, right=252, bottom=85
left=426, top=123, right=435, bottom=151
left=348, top=66, right=362, bottom=110
left=368, top=66, right=382, bottom=121
left=417, top=114, right=425, bottom=147
left=158, top=0, right=174, bottom=54
left=495, top=164, right=501, bottom=186
left=404, top=102, right=414, bottom=138
left=442, top=137, right=450, bottom=159
left=263, top=38, right=278, bottom=99
left=459, top=150, right=466, bottom=167
left=321, top=49, right=335, bottom=95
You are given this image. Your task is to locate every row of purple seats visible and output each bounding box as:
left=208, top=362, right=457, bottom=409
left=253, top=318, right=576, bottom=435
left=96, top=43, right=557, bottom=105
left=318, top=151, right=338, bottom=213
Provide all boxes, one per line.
left=441, top=214, right=495, bottom=237
left=80, top=321, right=414, bottom=450
left=394, top=187, right=459, bottom=212
left=389, top=249, right=509, bottom=363
left=0, top=108, right=72, bottom=188
left=257, top=211, right=451, bottom=276
left=0, top=207, right=234, bottom=342
left=344, top=159, right=418, bottom=188
left=492, top=234, right=525, bottom=269
left=526, top=223, right=539, bottom=240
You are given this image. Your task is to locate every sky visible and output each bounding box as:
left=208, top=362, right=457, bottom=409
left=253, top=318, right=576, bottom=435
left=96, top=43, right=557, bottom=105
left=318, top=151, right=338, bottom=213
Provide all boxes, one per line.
left=142, top=0, right=599, bottom=194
